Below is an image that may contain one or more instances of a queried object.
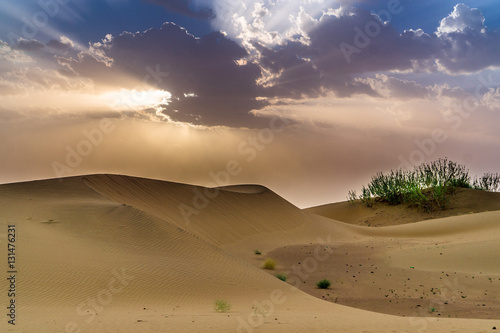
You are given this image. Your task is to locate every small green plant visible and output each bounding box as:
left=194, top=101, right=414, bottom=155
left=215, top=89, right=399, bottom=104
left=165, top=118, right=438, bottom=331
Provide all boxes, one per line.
left=254, top=250, right=262, bottom=255
left=429, top=306, right=437, bottom=313
left=263, top=258, right=276, bottom=270
left=214, top=299, right=231, bottom=313
left=275, top=273, right=287, bottom=281
left=316, top=279, right=331, bottom=289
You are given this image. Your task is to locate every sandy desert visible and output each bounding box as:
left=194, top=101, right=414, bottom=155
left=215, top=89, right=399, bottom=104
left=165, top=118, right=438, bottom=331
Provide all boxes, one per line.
left=1, top=175, right=499, bottom=332
left=2, top=0, right=500, bottom=332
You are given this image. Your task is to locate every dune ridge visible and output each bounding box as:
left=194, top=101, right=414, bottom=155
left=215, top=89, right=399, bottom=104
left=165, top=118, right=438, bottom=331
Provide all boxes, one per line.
left=83, top=174, right=307, bottom=246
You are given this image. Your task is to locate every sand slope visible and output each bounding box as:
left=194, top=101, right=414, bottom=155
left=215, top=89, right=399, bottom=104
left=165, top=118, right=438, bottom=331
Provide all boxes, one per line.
left=0, top=175, right=499, bottom=332
left=267, top=211, right=500, bottom=320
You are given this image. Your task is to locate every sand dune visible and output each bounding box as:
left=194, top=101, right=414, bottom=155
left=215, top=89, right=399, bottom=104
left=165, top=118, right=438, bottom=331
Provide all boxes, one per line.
left=83, top=174, right=306, bottom=246
left=1, top=175, right=499, bottom=332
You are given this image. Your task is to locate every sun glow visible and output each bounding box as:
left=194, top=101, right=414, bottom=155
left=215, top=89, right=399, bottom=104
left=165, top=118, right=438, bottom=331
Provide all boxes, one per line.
left=100, top=89, right=172, bottom=111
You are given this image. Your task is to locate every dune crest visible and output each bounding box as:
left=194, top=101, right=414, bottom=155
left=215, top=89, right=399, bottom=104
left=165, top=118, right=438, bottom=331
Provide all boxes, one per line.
left=217, top=184, right=268, bottom=194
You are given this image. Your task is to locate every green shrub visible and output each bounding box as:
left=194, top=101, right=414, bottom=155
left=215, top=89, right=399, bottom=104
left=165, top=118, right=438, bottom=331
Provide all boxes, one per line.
left=316, top=279, right=331, bottom=289
left=275, top=273, right=287, bottom=281
left=254, top=250, right=262, bottom=255
left=214, top=299, right=231, bottom=312
left=263, top=259, right=276, bottom=270
left=368, top=170, right=407, bottom=205
left=347, top=158, right=499, bottom=211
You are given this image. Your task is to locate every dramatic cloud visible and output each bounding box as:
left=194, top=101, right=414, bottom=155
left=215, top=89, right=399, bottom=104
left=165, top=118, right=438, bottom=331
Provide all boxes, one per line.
left=1, top=2, right=500, bottom=128
left=248, top=3, right=500, bottom=100
left=56, top=23, right=268, bottom=126
left=436, top=4, right=500, bottom=73
left=238, top=7, right=436, bottom=100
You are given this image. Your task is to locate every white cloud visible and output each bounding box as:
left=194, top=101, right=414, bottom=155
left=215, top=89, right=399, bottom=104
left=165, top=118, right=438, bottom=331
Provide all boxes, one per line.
left=437, top=3, right=485, bottom=35
left=356, top=74, right=430, bottom=100
left=482, top=87, right=500, bottom=111
left=0, top=41, right=33, bottom=64
left=207, top=0, right=336, bottom=50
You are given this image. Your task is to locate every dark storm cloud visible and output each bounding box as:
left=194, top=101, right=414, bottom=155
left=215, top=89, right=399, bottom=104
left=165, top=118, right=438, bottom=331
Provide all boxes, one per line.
left=250, top=7, right=438, bottom=99
left=13, top=39, right=45, bottom=52
left=438, top=29, right=500, bottom=73
left=59, top=23, right=268, bottom=126
left=46, top=39, right=72, bottom=51
left=144, top=0, right=215, bottom=19
left=254, top=4, right=500, bottom=100
left=316, top=3, right=500, bottom=75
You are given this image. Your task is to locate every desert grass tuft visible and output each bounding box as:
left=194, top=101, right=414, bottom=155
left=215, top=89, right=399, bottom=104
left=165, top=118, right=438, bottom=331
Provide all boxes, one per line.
left=214, top=299, right=231, bottom=313
left=316, top=279, right=331, bottom=289
left=263, top=258, right=276, bottom=270
left=275, top=273, right=287, bottom=281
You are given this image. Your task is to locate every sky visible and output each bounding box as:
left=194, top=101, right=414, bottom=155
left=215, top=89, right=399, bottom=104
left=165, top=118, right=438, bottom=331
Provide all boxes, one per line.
left=0, top=0, right=499, bottom=207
